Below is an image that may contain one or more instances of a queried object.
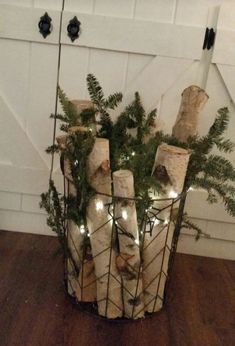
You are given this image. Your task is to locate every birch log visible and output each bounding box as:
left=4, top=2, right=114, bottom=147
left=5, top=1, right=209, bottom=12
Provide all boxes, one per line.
left=113, top=170, right=145, bottom=319
left=67, top=182, right=97, bottom=301
left=86, top=138, right=123, bottom=318
left=56, top=135, right=96, bottom=301
left=71, top=99, right=93, bottom=114
left=172, top=85, right=209, bottom=142
left=143, top=144, right=191, bottom=312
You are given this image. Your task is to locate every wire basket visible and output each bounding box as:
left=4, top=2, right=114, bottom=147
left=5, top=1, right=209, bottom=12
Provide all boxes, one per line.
left=63, top=178, right=184, bottom=320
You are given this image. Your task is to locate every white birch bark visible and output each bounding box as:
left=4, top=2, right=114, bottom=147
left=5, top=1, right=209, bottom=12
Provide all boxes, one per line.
left=172, top=85, right=209, bottom=142
left=71, top=99, right=93, bottom=114
left=143, top=144, right=191, bottom=312
left=86, top=138, right=123, bottom=318
left=56, top=134, right=96, bottom=301
left=113, top=169, right=145, bottom=319
left=66, top=182, right=97, bottom=302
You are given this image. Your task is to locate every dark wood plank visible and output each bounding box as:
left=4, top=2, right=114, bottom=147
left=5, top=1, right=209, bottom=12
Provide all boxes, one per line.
left=0, top=230, right=234, bottom=346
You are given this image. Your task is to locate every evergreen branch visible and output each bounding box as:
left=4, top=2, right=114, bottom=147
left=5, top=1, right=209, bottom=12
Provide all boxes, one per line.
left=40, top=180, right=65, bottom=240
left=50, top=113, right=70, bottom=123
left=208, top=107, right=230, bottom=138
left=86, top=74, right=105, bottom=105
left=104, top=92, right=123, bottom=109
left=46, top=144, right=60, bottom=154
left=143, top=109, right=157, bottom=134
left=98, top=109, right=113, bottom=138
left=58, top=86, right=79, bottom=125
left=203, top=155, right=235, bottom=182
left=214, top=138, right=235, bottom=153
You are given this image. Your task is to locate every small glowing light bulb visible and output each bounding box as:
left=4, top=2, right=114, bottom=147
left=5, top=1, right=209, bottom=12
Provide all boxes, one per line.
left=115, top=221, right=118, bottom=225
left=154, top=219, right=160, bottom=226
left=131, top=151, right=135, bottom=156
left=135, top=238, right=140, bottom=245
left=164, top=219, right=169, bottom=225
left=87, top=232, right=90, bottom=237
left=122, top=210, right=128, bottom=220
left=88, top=127, right=93, bottom=132
left=74, top=160, right=79, bottom=166
left=188, top=187, right=194, bottom=192
left=169, top=190, right=178, bottom=198
left=80, top=225, right=85, bottom=234
left=96, top=200, right=104, bottom=211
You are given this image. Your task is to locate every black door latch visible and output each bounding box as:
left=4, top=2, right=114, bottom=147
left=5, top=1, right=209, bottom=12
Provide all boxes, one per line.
left=203, top=27, right=216, bottom=50
left=67, top=16, right=81, bottom=42
left=38, top=12, right=52, bottom=39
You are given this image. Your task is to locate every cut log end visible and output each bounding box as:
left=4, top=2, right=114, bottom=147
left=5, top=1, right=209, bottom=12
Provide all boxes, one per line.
left=113, top=169, right=133, bottom=180
left=181, top=85, right=209, bottom=99
left=113, top=170, right=135, bottom=198
left=71, top=99, right=94, bottom=114
left=159, top=143, right=191, bottom=156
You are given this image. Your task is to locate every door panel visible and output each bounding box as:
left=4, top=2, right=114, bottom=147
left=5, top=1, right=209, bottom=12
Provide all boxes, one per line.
left=0, top=2, right=62, bottom=196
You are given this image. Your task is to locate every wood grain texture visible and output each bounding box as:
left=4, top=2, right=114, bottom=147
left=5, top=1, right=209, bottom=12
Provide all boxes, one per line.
left=0, top=230, right=234, bottom=346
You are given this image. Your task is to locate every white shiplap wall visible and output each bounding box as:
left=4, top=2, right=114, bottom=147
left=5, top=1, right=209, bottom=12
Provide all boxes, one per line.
left=0, top=0, right=235, bottom=259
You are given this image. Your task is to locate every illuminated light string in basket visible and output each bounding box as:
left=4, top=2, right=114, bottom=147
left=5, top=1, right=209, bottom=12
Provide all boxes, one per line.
left=85, top=191, right=180, bottom=238
left=121, top=209, right=128, bottom=220
left=80, top=224, right=85, bottom=234
left=96, top=200, right=104, bottom=211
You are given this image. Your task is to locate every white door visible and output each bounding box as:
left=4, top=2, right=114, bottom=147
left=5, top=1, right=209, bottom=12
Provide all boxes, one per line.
left=0, top=1, right=63, bottom=234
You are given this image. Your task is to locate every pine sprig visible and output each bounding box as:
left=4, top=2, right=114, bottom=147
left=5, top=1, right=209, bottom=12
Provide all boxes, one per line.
left=45, top=144, right=60, bottom=154
left=86, top=74, right=123, bottom=138
left=40, top=180, right=65, bottom=241
left=58, top=86, right=79, bottom=126
left=104, top=93, right=123, bottom=109
left=203, top=155, right=235, bottom=182
left=86, top=74, right=105, bottom=105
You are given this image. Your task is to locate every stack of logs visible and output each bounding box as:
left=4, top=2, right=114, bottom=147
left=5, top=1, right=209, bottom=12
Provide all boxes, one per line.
left=56, top=86, right=208, bottom=319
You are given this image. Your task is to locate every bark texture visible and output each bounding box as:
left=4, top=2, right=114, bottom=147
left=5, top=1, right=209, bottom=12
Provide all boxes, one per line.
left=113, top=169, right=144, bottom=319
left=86, top=138, right=123, bottom=318
left=172, top=85, right=209, bottom=143
left=65, top=178, right=97, bottom=302
left=143, top=144, right=191, bottom=312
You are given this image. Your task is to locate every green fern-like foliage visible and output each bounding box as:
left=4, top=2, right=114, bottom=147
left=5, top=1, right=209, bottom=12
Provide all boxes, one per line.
left=64, top=130, right=95, bottom=226
left=57, top=86, right=79, bottom=126
left=86, top=74, right=123, bottom=138
left=186, top=107, right=235, bottom=217
left=40, top=179, right=65, bottom=243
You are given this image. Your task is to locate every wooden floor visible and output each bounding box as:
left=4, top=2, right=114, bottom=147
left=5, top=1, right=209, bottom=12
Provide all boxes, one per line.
left=0, top=231, right=235, bottom=346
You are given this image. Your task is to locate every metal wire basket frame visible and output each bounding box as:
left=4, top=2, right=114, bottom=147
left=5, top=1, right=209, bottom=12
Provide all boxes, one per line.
left=63, top=176, right=186, bottom=320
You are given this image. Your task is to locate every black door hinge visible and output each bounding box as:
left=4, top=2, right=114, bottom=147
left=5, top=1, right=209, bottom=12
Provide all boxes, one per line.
left=203, top=27, right=216, bottom=50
